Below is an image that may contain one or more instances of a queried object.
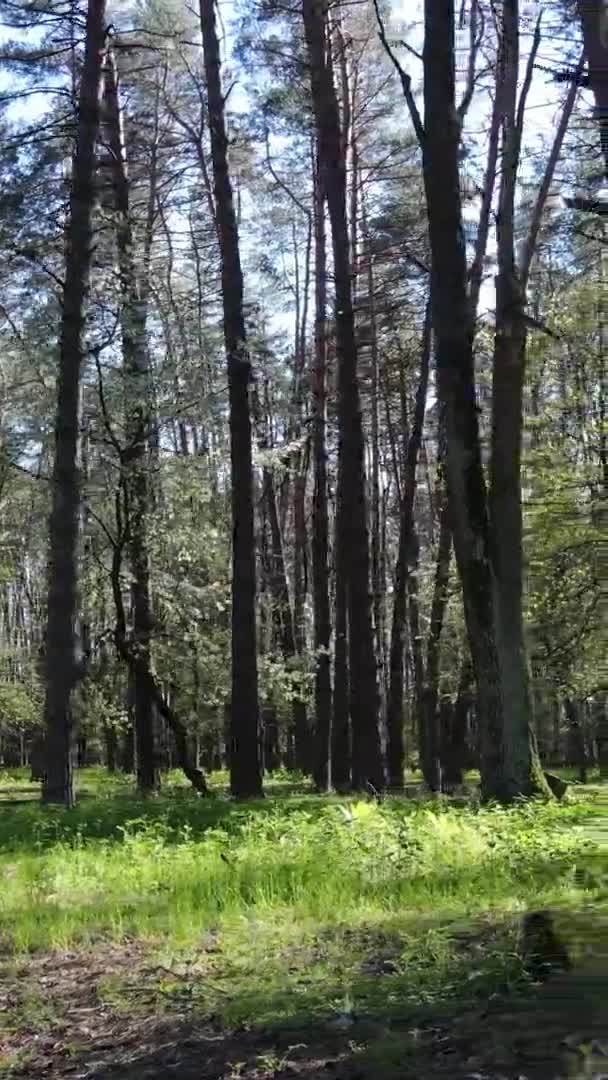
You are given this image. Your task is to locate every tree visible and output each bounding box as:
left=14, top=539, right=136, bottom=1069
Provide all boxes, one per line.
left=576, top=0, right=608, bottom=177
left=43, top=0, right=108, bottom=806
left=101, top=45, right=159, bottom=793
left=303, top=0, right=384, bottom=792
left=200, top=0, right=262, bottom=798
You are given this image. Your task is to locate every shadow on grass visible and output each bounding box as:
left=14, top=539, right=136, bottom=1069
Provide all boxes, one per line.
left=5, top=905, right=608, bottom=1079
left=0, top=783, right=444, bottom=854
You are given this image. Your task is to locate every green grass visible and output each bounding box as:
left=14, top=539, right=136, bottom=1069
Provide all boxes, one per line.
left=0, top=767, right=606, bottom=1076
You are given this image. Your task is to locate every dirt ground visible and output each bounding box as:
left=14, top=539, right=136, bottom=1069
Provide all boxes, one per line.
left=1, top=942, right=607, bottom=1079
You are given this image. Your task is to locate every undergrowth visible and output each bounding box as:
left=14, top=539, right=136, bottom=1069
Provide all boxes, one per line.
left=0, top=770, right=605, bottom=1040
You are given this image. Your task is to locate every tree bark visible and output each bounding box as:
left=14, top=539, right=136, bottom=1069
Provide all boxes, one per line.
left=200, top=0, right=262, bottom=798
left=421, top=0, right=507, bottom=802
left=421, top=492, right=452, bottom=790
left=43, top=0, right=107, bottom=806
left=363, top=197, right=387, bottom=734
left=442, top=658, right=473, bottom=791
left=303, top=0, right=383, bottom=792
left=565, top=698, right=587, bottom=783
left=386, top=302, right=431, bottom=788
left=311, top=144, right=332, bottom=790
left=490, top=6, right=579, bottom=799
left=110, top=508, right=208, bottom=795
left=332, top=460, right=351, bottom=790
left=102, top=48, right=159, bottom=794
left=577, top=0, right=608, bottom=179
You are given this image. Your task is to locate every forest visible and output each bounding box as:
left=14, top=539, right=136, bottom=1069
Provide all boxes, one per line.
left=0, top=0, right=606, bottom=1075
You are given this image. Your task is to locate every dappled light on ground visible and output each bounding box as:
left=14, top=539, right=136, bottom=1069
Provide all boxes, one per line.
left=0, top=774, right=606, bottom=1077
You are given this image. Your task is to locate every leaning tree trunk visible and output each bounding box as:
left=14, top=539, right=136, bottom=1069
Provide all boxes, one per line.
left=386, top=302, right=431, bottom=788
left=43, top=0, right=107, bottom=806
left=103, top=48, right=158, bottom=794
left=200, top=0, right=262, bottom=798
left=303, top=0, right=383, bottom=792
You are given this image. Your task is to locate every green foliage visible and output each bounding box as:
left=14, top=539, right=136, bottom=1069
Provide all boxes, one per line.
left=0, top=680, right=41, bottom=736
left=0, top=773, right=601, bottom=960
left=0, top=773, right=606, bottom=1076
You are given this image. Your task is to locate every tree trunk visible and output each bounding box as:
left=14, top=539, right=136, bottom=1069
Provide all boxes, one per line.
left=386, top=303, right=431, bottom=788
left=261, top=455, right=308, bottom=771
left=421, top=493, right=451, bottom=790
left=103, top=48, right=159, bottom=794
left=577, top=0, right=608, bottom=178
left=43, top=0, right=107, bottom=806
left=311, top=145, right=332, bottom=790
left=104, top=724, right=118, bottom=772
left=421, top=0, right=519, bottom=803
left=332, top=491, right=351, bottom=790
left=200, top=0, right=261, bottom=798
left=293, top=452, right=309, bottom=772
left=489, top=1, right=576, bottom=800
left=442, top=659, right=473, bottom=791
left=303, top=0, right=383, bottom=792
left=111, top=526, right=208, bottom=795
left=364, top=198, right=386, bottom=734
left=565, top=698, right=587, bottom=783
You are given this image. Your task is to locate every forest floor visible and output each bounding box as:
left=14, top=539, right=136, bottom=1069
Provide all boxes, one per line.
left=0, top=769, right=606, bottom=1079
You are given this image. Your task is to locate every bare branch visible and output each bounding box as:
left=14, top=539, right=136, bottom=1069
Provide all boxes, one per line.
left=468, top=87, right=501, bottom=319
left=373, top=0, right=424, bottom=147
left=515, top=12, right=542, bottom=140
left=457, top=0, right=483, bottom=124
left=519, top=49, right=585, bottom=288
left=264, top=130, right=311, bottom=220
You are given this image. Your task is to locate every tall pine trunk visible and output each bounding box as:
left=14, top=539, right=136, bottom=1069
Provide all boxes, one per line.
left=386, top=303, right=430, bottom=788
left=303, top=0, right=383, bottom=792
left=200, top=0, right=262, bottom=798
left=421, top=494, right=451, bottom=790
left=577, top=0, right=608, bottom=178
left=311, top=148, right=332, bottom=789
left=489, top=5, right=578, bottom=798
left=103, top=48, right=158, bottom=793
left=43, top=0, right=107, bottom=806
left=421, top=0, right=506, bottom=801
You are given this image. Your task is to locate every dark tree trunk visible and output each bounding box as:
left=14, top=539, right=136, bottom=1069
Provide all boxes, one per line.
left=43, top=0, right=107, bottom=806
left=421, top=0, right=510, bottom=802
left=104, top=724, right=118, bottom=773
left=364, top=203, right=386, bottom=735
left=421, top=493, right=451, bottom=790
left=488, top=2, right=548, bottom=803
left=565, top=698, right=587, bottom=784
left=121, top=724, right=134, bottom=774
left=293, top=453, right=309, bottom=773
left=103, top=49, right=158, bottom=794
left=332, top=507, right=351, bottom=790
left=442, top=659, right=473, bottom=791
left=111, top=531, right=208, bottom=795
left=200, top=0, right=261, bottom=798
left=260, top=454, right=308, bottom=772
left=577, top=0, right=608, bottom=178
left=592, top=694, right=608, bottom=780
left=386, top=304, right=431, bottom=788
left=311, top=145, right=332, bottom=790
left=30, top=735, right=46, bottom=782
left=262, top=705, right=280, bottom=774
left=303, top=0, right=383, bottom=792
